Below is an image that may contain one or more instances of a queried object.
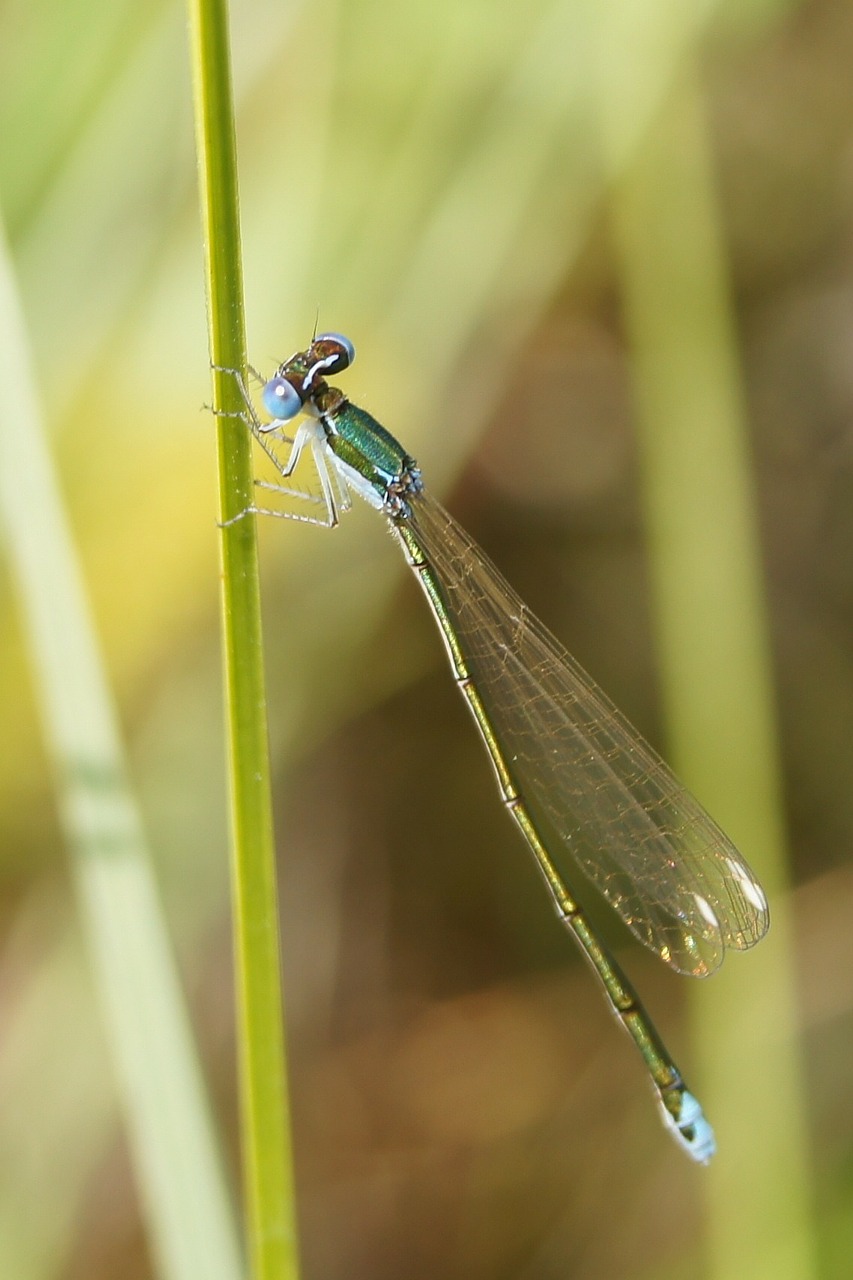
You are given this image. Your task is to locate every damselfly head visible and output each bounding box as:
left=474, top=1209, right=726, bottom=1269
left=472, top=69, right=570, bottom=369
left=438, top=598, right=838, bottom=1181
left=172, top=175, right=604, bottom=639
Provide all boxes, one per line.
left=310, top=332, right=355, bottom=376
left=302, top=333, right=355, bottom=394
left=263, top=333, right=355, bottom=421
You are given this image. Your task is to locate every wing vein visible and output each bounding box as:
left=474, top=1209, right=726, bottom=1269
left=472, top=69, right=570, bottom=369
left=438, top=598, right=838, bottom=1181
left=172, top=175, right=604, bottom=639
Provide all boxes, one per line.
left=405, top=492, right=769, bottom=976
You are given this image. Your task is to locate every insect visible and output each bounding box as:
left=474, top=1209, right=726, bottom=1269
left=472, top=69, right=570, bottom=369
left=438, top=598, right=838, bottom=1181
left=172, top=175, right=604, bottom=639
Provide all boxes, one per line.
left=220, top=332, right=769, bottom=1161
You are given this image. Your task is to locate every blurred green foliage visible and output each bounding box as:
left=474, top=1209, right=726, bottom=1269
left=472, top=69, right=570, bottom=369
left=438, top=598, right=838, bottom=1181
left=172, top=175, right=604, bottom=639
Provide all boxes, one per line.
left=1, top=0, right=852, bottom=1276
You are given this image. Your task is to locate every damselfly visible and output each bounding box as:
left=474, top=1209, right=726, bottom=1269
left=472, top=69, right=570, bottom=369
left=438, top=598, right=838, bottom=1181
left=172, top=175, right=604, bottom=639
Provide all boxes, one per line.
left=220, top=332, right=769, bottom=1162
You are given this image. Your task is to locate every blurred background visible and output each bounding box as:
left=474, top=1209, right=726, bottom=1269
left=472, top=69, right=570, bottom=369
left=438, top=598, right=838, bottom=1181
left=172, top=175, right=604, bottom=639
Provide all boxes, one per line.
left=1, top=0, right=852, bottom=1276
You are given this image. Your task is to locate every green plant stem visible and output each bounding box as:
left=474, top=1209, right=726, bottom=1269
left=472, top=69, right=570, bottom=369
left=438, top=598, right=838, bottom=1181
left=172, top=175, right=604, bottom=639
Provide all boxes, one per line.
left=608, top=60, right=816, bottom=1280
left=186, top=1, right=300, bottom=1276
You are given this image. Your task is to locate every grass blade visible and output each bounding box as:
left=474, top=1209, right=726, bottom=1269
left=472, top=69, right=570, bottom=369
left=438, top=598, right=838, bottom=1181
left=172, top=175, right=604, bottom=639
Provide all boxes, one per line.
left=0, top=215, right=242, bottom=1278
left=186, top=0, right=300, bottom=1276
left=606, top=53, right=817, bottom=1280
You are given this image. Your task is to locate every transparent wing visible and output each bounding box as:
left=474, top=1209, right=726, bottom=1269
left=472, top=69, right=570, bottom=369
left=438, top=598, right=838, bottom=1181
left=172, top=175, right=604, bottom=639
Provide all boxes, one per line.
left=405, top=491, right=769, bottom=977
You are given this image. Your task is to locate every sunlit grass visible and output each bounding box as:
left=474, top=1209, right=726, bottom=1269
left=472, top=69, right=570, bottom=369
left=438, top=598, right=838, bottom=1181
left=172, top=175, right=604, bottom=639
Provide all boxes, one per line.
left=0, top=211, right=241, bottom=1280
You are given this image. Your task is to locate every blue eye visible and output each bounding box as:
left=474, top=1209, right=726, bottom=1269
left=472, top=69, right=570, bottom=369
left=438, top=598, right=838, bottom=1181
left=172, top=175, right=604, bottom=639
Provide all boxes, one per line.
left=262, top=376, right=303, bottom=421
left=314, top=332, right=355, bottom=373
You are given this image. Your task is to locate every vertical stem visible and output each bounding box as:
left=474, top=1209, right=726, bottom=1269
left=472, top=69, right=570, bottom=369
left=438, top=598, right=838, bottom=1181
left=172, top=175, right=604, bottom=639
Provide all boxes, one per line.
left=186, top=1, right=300, bottom=1276
left=608, top=60, right=816, bottom=1279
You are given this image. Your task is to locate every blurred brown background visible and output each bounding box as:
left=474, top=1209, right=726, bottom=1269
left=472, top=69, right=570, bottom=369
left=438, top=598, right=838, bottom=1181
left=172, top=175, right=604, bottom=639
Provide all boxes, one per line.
left=1, top=0, right=852, bottom=1276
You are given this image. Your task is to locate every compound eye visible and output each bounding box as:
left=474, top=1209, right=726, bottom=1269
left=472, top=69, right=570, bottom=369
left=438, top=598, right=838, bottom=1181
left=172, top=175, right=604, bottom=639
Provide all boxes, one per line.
left=314, top=332, right=355, bottom=373
left=262, top=376, right=303, bottom=421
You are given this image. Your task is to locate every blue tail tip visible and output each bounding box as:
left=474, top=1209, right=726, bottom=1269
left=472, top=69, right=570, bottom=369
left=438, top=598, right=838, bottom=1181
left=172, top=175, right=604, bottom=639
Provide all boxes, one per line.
left=661, top=1090, right=716, bottom=1164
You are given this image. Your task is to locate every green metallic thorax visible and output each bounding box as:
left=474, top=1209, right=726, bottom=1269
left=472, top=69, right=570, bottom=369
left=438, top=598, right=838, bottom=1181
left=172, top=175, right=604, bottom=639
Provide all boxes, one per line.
left=315, top=386, right=415, bottom=500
